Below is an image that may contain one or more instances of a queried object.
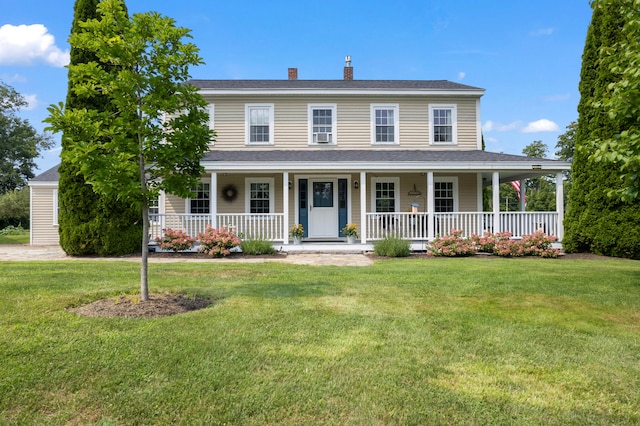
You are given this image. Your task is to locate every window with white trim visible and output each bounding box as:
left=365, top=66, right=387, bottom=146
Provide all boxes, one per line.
left=245, top=104, right=274, bottom=145
left=245, top=177, right=274, bottom=214
left=148, top=196, right=159, bottom=216
left=188, top=183, right=210, bottom=214
left=53, top=189, right=59, bottom=226
left=371, top=104, right=399, bottom=144
left=206, top=104, right=215, bottom=144
left=429, top=104, right=457, bottom=145
left=434, top=178, right=458, bottom=212
left=371, top=177, right=400, bottom=212
left=308, top=104, right=337, bottom=145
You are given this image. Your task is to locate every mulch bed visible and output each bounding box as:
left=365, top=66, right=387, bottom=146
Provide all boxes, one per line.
left=68, top=293, right=213, bottom=318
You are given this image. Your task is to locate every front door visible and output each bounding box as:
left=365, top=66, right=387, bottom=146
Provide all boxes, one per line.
left=308, top=179, right=338, bottom=238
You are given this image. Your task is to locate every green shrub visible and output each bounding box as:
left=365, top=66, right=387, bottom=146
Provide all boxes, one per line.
left=0, top=225, right=25, bottom=235
left=373, top=236, right=411, bottom=257
left=241, top=238, right=276, bottom=255
left=0, top=189, right=29, bottom=229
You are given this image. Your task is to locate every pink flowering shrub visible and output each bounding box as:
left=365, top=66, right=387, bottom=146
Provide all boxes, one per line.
left=428, top=229, right=476, bottom=257
left=471, top=231, right=512, bottom=253
left=155, top=228, right=195, bottom=252
left=429, top=229, right=560, bottom=258
left=197, top=225, right=242, bottom=257
left=521, top=230, right=559, bottom=258
left=493, top=230, right=559, bottom=258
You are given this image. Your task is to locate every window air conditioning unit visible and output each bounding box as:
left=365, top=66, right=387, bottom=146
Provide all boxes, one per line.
left=314, top=132, right=332, bottom=143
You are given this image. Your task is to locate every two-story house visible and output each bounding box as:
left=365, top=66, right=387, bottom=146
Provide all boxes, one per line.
left=29, top=61, right=570, bottom=250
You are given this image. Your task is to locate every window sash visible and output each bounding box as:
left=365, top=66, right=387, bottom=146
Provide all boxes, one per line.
left=249, top=108, right=270, bottom=143
left=312, top=109, right=332, bottom=133
left=432, top=108, right=453, bottom=143
left=434, top=181, right=454, bottom=212
left=375, top=109, right=395, bottom=142
left=250, top=182, right=270, bottom=214
left=375, top=181, right=396, bottom=212
left=190, top=183, right=210, bottom=214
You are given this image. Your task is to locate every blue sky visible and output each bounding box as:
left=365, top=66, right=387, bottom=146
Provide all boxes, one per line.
left=1, top=0, right=593, bottom=174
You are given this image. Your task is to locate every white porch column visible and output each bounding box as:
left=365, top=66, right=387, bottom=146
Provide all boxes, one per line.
left=492, top=171, right=500, bottom=233
left=519, top=180, right=526, bottom=211
left=427, top=171, right=434, bottom=241
left=210, top=172, right=217, bottom=227
left=476, top=173, right=483, bottom=212
left=360, top=171, right=367, bottom=243
left=283, top=172, right=289, bottom=243
left=556, top=171, right=564, bottom=241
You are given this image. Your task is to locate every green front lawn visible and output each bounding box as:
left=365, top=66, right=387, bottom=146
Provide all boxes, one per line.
left=0, top=229, right=29, bottom=244
left=1, top=257, right=639, bottom=424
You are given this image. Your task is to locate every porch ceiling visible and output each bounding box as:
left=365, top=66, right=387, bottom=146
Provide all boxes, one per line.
left=201, top=150, right=570, bottom=179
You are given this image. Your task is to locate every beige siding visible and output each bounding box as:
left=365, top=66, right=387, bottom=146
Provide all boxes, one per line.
left=30, top=186, right=59, bottom=245
left=205, top=95, right=480, bottom=150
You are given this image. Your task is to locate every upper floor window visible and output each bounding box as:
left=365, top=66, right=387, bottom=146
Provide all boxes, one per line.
left=371, top=104, right=399, bottom=144
left=245, top=104, right=274, bottom=145
left=434, top=178, right=458, bottom=212
left=371, top=177, right=399, bottom=212
left=245, top=177, right=274, bottom=214
left=206, top=104, right=215, bottom=144
left=53, top=189, right=59, bottom=226
left=189, top=183, right=210, bottom=214
left=308, top=104, right=337, bottom=145
left=429, top=104, right=457, bottom=145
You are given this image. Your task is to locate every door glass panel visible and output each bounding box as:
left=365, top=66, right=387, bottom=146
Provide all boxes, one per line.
left=313, top=182, right=333, bottom=207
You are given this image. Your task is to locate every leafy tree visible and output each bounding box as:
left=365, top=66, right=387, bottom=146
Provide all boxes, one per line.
left=46, top=0, right=214, bottom=301
left=56, top=0, right=141, bottom=257
left=0, top=189, right=29, bottom=228
left=555, top=121, right=577, bottom=164
left=555, top=121, right=577, bottom=208
left=521, top=141, right=556, bottom=211
left=564, top=1, right=640, bottom=259
left=591, top=0, right=640, bottom=202
left=0, top=82, right=53, bottom=194
left=522, top=140, right=548, bottom=159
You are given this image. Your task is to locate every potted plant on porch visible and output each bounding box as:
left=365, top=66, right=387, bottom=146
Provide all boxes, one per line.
left=341, top=223, right=359, bottom=244
left=290, top=224, right=304, bottom=244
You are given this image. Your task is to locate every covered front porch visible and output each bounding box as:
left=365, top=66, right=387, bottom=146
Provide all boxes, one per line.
left=149, top=150, right=569, bottom=249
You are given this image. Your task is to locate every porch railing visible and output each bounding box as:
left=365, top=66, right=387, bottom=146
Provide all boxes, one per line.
left=150, top=211, right=559, bottom=244
left=149, top=213, right=285, bottom=242
left=365, top=212, right=559, bottom=241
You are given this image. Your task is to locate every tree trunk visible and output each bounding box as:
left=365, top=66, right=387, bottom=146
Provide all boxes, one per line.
left=140, top=200, right=149, bottom=302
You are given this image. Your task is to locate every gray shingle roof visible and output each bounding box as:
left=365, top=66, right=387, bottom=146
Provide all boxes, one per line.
left=31, top=150, right=568, bottom=182
left=188, top=79, right=484, bottom=92
left=202, top=150, right=559, bottom=163
left=30, top=164, right=60, bottom=182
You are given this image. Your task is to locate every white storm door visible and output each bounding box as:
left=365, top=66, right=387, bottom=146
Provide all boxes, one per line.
left=308, top=180, right=338, bottom=238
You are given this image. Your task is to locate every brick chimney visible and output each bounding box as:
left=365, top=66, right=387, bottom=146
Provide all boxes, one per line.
left=343, top=55, right=353, bottom=81
left=288, top=67, right=298, bottom=80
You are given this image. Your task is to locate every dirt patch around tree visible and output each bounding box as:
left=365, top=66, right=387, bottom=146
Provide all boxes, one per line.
left=68, top=293, right=213, bottom=318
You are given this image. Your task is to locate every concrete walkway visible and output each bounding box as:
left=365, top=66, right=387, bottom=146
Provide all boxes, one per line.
left=0, top=244, right=374, bottom=267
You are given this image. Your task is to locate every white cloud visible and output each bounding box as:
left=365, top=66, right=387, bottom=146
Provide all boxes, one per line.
left=484, top=136, right=499, bottom=144
left=530, top=28, right=554, bottom=37
left=0, top=73, right=27, bottom=83
left=522, top=119, right=560, bottom=133
left=22, top=94, right=39, bottom=110
left=483, top=120, right=521, bottom=132
left=457, top=71, right=466, bottom=81
left=0, top=24, right=69, bottom=67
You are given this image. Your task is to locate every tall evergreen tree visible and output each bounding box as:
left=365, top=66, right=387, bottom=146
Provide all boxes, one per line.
left=58, top=0, right=141, bottom=255
left=563, top=1, right=640, bottom=259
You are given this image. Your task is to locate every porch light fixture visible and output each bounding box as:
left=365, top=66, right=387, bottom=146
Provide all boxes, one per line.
left=288, top=181, right=292, bottom=189
left=532, top=165, right=542, bottom=170
left=408, top=184, right=422, bottom=196
left=354, top=180, right=359, bottom=189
